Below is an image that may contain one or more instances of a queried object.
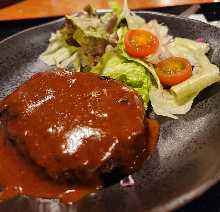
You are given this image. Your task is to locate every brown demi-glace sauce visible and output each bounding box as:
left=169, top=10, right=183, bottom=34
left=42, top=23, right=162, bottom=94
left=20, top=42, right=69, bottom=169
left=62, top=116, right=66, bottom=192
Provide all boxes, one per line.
left=0, top=70, right=159, bottom=203
left=0, top=129, right=98, bottom=203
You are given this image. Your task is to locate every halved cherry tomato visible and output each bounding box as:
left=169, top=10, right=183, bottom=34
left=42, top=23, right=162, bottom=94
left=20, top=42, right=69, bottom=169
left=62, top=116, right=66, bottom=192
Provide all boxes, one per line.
left=124, top=29, right=159, bottom=58
left=156, top=57, right=192, bottom=86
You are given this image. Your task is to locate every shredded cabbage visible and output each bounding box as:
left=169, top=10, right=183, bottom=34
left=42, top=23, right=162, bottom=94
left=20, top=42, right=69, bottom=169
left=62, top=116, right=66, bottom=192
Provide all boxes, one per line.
left=40, top=31, right=79, bottom=69
left=143, top=20, right=173, bottom=64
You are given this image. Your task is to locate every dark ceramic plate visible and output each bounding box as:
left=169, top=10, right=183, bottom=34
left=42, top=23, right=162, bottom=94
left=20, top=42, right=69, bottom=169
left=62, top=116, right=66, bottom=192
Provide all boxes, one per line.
left=1, top=11, right=220, bottom=212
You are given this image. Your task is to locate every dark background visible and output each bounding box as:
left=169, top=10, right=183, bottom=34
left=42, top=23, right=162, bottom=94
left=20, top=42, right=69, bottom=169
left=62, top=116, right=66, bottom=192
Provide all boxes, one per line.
left=1, top=3, right=220, bottom=211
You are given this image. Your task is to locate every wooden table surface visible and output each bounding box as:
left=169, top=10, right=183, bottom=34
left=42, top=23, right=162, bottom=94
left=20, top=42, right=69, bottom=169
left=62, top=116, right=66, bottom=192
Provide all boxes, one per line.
left=0, top=0, right=219, bottom=21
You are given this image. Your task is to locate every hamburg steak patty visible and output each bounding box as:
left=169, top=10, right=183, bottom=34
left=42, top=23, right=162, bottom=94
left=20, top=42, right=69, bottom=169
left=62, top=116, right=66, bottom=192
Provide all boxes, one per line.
left=0, top=70, right=153, bottom=183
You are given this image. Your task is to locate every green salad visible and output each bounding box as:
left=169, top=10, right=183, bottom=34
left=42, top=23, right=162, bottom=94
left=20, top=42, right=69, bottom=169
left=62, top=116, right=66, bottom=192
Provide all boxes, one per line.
left=40, top=0, right=220, bottom=119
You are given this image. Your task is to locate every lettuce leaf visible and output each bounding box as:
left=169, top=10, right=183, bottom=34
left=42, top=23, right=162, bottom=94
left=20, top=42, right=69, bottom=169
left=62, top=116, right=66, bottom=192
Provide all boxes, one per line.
left=66, top=15, right=110, bottom=40
left=91, top=48, right=123, bottom=74
left=149, top=86, right=194, bottom=119
left=91, top=49, right=151, bottom=108
left=168, top=37, right=209, bottom=66
left=103, top=62, right=152, bottom=107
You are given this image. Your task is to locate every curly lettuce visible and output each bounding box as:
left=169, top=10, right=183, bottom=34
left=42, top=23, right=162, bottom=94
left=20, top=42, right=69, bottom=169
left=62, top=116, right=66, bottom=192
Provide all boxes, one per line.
left=40, top=4, right=120, bottom=70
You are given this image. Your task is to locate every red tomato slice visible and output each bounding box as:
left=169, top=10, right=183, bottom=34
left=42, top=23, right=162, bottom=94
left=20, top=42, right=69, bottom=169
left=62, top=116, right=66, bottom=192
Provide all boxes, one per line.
left=124, top=29, right=159, bottom=58
left=156, top=57, right=192, bottom=86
